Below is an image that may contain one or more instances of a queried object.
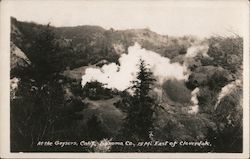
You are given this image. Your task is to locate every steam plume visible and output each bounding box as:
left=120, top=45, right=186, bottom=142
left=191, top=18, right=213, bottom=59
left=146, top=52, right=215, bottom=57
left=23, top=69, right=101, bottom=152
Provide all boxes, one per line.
left=10, top=77, right=20, bottom=100
left=183, top=40, right=209, bottom=80
left=185, top=41, right=209, bottom=58
left=81, top=43, right=187, bottom=91
left=214, top=79, right=241, bottom=109
left=188, top=87, right=200, bottom=114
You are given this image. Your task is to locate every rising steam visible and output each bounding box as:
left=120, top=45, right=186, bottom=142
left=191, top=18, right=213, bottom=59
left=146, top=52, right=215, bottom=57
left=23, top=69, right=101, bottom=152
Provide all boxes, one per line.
left=214, top=79, right=241, bottom=109
left=188, top=87, right=200, bottom=114
left=185, top=41, right=209, bottom=58
left=10, top=77, right=20, bottom=100
left=81, top=43, right=187, bottom=91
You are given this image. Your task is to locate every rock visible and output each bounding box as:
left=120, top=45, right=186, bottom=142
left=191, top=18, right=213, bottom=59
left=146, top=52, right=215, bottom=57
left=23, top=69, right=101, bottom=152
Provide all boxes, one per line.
left=10, top=42, right=31, bottom=70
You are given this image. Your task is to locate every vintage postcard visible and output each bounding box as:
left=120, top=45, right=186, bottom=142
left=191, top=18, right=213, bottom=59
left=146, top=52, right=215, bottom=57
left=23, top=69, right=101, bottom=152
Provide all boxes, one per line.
left=0, top=0, right=249, bottom=158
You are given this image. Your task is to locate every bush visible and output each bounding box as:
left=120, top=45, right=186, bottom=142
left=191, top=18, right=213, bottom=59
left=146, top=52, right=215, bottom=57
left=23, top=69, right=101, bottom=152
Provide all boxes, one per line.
left=82, top=81, right=113, bottom=100
left=207, top=36, right=243, bottom=74
left=163, top=79, right=191, bottom=104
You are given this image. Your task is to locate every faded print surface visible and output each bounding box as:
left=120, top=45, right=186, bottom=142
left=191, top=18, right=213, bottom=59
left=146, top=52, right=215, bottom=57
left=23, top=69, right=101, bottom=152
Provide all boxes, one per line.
left=9, top=0, right=245, bottom=153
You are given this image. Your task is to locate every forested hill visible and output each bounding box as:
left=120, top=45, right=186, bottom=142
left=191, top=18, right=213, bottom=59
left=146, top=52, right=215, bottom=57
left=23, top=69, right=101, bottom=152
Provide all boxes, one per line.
left=11, top=17, right=196, bottom=72
left=11, top=17, right=242, bottom=84
left=10, top=17, right=243, bottom=153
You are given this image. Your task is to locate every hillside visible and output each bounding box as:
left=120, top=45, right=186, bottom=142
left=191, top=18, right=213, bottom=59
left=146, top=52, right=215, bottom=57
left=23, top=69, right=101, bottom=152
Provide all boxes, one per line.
left=10, top=17, right=243, bottom=153
left=11, top=17, right=197, bottom=72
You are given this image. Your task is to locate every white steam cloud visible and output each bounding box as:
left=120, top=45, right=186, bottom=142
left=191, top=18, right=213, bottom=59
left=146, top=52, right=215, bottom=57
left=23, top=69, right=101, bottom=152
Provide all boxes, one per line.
left=185, top=41, right=209, bottom=58
left=81, top=43, right=187, bottom=91
left=183, top=40, right=209, bottom=80
left=188, top=87, right=200, bottom=114
left=10, top=77, right=20, bottom=100
left=214, top=79, right=241, bottom=110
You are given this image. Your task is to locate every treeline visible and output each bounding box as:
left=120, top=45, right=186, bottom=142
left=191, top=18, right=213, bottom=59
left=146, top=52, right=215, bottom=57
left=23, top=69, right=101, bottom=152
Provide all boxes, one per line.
left=10, top=19, right=243, bottom=152
left=11, top=17, right=197, bottom=70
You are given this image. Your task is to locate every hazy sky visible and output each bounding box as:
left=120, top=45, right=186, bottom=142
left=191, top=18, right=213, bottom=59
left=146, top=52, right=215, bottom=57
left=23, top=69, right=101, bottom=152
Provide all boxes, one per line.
left=3, top=0, right=248, bottom=37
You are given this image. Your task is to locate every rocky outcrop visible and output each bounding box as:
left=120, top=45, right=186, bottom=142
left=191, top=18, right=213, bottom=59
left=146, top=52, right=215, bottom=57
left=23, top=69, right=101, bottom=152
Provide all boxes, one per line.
left=10, top=42, right=31, bottom=70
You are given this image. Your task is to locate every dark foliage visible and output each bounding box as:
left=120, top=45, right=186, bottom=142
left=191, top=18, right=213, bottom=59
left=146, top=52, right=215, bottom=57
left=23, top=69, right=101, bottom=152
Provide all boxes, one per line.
left=206, top=36, right=243, bottom=74
left=121, top=59, right=157, bottom=141
left=82, top=81, right=113, bottom=100
left=10, top=17, right=243, bottom=153
left=163, top=79, right=191, bottom=104
left=86, top=114, right=108, bottom=141
left=208, top=86, right=243, bottom=152
left=10, top=24, right=87, bottom=152
left=10, top=79, right=87, bottom=152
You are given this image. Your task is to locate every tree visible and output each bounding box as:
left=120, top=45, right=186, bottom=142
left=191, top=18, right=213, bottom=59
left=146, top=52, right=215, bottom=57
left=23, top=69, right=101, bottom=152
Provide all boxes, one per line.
left=83, top=81, right=113, bottom=100
left=122, top=59, right=156, bottom=141
left=207, top=36, right=243, bottom=74
left=10, top=78, right=87, bottom=152
left=27, top=23, right=59, bottom=82
left=10, top=24, right=87, bottom=152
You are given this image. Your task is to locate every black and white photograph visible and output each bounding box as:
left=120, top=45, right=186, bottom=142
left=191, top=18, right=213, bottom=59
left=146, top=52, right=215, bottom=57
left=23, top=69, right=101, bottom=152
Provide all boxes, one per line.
left=0, top=0, right=249, bottom=158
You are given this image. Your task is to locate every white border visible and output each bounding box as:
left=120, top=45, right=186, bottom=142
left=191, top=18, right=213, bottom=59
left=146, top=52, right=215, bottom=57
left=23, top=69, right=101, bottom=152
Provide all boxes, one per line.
left=0, top=0, right=249, bottom=158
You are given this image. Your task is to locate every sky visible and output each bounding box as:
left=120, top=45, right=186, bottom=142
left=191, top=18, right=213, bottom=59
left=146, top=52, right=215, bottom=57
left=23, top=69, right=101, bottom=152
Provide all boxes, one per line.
left=2, top=0, right=249, bottom=37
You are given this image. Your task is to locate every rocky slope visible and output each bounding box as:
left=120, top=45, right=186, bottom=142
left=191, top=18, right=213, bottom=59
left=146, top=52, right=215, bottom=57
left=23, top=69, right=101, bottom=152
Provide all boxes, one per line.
left=11, top=17, right=198, bottom=71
